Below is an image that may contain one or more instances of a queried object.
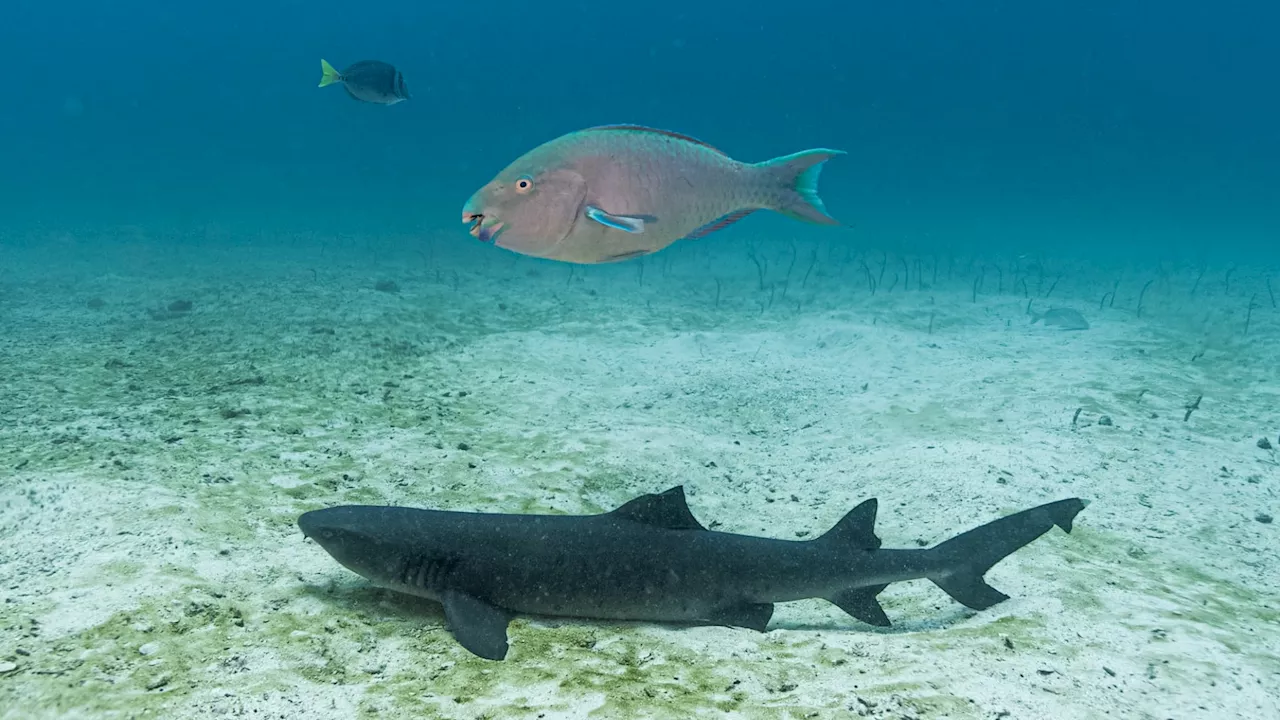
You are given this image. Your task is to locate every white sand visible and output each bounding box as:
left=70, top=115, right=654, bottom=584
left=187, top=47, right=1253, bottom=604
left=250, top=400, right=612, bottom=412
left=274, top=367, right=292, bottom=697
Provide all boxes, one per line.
left=1, top=227, right=1277, bottom=719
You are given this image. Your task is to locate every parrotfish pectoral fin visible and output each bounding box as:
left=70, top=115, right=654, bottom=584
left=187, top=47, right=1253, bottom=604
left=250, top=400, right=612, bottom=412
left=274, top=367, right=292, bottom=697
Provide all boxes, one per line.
left=442, top=590, right=513, bottom=661
left=586, top=205, right=646, bottom=234
left=756, top=149, right=846, bottom=226
left=319, top=59, right=342, bottom=88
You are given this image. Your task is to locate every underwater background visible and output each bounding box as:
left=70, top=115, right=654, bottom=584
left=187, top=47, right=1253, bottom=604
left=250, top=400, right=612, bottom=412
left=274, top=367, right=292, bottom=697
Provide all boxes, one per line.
left=4, top=0, right=1278, bottom=257
left=2, top=1, right=1279, bottom=719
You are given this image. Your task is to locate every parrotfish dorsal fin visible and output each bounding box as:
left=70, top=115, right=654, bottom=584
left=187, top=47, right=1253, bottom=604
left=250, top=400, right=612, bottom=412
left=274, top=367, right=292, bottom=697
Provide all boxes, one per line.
left=817, top=499, right=882, bottom=550
left=588, top=125, right=724, bottom=154
left=609, top=485, right=707, bottom=531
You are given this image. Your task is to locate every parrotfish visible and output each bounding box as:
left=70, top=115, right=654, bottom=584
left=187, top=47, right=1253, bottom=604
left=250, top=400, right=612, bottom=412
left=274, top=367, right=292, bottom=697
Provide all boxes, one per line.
left=461, top=125, right=845, bottom=264
left=318, top=59, right=409, bottom=105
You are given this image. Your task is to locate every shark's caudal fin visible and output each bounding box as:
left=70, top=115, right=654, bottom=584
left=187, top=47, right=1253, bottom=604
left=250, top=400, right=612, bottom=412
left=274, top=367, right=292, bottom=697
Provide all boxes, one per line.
left=926, top=498, right=1089, bottom=610
left=754, top=149, right=845, bottom=226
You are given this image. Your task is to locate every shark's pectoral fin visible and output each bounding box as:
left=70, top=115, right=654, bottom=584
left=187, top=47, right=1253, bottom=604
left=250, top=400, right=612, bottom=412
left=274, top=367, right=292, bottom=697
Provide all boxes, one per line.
left=442, top=590, right=513, bottom=661
left=829, top=584, right=891, bottom=627
left=585, top=205, right=647, bottom=233
left=707, top=602, right=774, bottom=632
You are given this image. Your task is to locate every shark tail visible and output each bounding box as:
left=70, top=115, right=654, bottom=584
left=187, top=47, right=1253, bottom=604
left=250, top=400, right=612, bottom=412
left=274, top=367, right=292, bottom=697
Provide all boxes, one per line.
left=925, top=498, right=1088, bottom=610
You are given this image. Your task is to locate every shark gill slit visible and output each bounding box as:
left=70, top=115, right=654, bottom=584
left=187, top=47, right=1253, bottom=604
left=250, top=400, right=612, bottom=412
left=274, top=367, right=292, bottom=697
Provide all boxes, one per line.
left=397, top=555, right=417, bottom=587
left=400, top=554, right=448, bottom=590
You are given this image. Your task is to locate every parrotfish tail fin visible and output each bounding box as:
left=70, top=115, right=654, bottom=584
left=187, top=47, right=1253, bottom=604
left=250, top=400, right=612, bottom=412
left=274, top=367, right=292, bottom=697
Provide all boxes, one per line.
left=926, top=498, right=1089, bottom=611
left=319, top=59, right=342, bottom=88
left=1025, top=299, right=1041, bottom=323
left=755, top=149, right=845, bottom=225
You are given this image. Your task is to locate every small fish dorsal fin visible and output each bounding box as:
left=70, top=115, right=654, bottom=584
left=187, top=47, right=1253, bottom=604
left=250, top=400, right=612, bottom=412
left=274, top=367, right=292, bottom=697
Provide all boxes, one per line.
left=609, top=486, right=707, bottom=531
left=588, top=125, right=724, bottom=154
left=818, top=499, right=882, bottom=550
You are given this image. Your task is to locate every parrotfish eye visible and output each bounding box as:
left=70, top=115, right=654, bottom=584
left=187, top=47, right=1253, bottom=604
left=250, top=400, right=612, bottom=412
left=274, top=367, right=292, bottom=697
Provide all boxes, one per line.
left=515, top=176, right=534, bottom=194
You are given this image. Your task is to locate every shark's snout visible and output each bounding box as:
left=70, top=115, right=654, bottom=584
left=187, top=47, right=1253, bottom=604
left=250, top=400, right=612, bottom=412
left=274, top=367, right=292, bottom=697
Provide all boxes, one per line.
left=297, top=509, right=329, bottom=541
left=297, top=508, right=352, bottom=545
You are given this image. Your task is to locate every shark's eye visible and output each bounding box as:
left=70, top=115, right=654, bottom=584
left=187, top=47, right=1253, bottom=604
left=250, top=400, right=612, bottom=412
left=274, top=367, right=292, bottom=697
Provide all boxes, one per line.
left=515, top=176, right=534, bottom=194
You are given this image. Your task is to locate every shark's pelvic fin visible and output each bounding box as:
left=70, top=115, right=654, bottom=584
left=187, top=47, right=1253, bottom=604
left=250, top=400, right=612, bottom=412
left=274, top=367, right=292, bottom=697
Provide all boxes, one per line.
left=608, top=485, right=707, bottom=531
left=442, top=590, right=513, bottom=661
left=828, top=584, right=891, bottom=626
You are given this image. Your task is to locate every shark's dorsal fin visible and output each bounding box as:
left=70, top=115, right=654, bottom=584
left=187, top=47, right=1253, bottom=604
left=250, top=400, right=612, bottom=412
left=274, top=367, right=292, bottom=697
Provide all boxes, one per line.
left=609, top=486, right=707, bottom=531
left=818, top=499, right=881, bottom=550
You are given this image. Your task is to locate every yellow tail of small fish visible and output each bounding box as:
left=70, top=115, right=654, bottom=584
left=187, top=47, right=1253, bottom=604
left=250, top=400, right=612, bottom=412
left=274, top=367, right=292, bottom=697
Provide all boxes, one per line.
left=319, top=59, right=342, bottom=88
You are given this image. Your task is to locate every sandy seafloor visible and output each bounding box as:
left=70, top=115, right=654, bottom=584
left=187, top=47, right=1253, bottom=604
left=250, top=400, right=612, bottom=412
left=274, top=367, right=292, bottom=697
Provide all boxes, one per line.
left=1, top=227, right=1278, bottom=720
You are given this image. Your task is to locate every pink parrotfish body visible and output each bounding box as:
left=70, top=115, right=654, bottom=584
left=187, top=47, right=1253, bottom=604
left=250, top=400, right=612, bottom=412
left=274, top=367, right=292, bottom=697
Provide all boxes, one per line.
left=461, top=125, right=845, bottom=265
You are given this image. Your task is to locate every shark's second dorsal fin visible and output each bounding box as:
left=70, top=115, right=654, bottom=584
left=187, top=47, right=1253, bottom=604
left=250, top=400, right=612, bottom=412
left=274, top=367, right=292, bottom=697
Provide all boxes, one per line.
left=609, top=486, right=707, bottom=531
left=818, top=499, right=882, bottom=550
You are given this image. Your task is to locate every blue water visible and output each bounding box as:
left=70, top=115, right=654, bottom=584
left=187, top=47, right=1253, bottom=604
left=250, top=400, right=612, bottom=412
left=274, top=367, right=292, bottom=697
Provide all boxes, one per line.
left=3, top=0, right=1277, bottom=260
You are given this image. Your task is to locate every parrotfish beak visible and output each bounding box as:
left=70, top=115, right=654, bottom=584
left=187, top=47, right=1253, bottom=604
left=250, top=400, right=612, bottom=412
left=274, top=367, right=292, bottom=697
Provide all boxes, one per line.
left=462, top=211, right=505, bottom=244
